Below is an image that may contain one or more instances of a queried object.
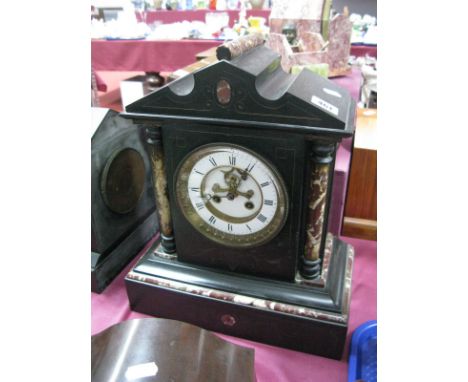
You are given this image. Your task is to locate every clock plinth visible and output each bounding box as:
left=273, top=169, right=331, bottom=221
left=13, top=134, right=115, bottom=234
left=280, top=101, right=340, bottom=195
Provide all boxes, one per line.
left=125, top=233, right=353, bottom=359
left=122, top=42, right=356, bottom=358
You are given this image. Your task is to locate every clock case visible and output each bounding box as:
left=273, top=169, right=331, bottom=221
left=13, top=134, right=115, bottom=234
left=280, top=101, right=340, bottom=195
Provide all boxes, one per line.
left=91, top=109, right=158, bottom=293
left=122, top=45, right=356, bottom=359
left=165, top=125, right=304, bottom=281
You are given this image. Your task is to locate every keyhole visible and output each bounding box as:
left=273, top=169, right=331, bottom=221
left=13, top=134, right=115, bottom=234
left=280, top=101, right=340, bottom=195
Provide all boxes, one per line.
left=245, top=201, right=254, bottom=210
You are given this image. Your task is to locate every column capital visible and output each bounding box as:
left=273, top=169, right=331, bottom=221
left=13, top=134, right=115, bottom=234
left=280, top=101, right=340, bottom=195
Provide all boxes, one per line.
left=310, top=143, right=335, bottom=164
left=145, top=125, right=162, bottom=144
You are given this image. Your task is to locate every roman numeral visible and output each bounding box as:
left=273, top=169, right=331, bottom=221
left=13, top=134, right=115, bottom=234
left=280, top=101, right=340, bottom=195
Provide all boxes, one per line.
left=209, top=157, right=217, bottom=167
left=257, top=214, right=267, bottom=223
left=190, top=187, right=200, bottom=192
left=195, top=202, right=204, bottom=210
left=264, top=199, right=274, bottom=206
left=194, top=170, right=205, bottom=176
left=245, top=162, right=256, bottom=173
left=227, top=223, right=233, bottom=232
left=229, top=155, right=236, bottom=166
left=260, top=181, right=270, bottom=188
left=209, top=215, right=216, bottom=225
left=246, top=224, right=252, bottom=232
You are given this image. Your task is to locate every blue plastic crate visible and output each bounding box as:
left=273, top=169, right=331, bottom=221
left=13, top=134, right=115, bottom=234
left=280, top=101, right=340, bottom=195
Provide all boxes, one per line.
left=348, top=320, right=377, bottom=382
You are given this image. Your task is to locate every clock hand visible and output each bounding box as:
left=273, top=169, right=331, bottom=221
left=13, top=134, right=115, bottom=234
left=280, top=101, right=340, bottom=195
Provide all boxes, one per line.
left=236, top=189, right=254, bottom=199
left=222, top=168, right=253, bottom=197
left=236, top=168, right=249, bottom=181
left=213, top=170, right=255, bottom=200
left=210, top=187, right=254, bottom=201
left=202, top=192, right=232, bottom=203
left=211, top=184, right=236, bottom=201
left=212, top=177, right=240, bottom=201
left=221, top=168, right=242, bottom=190
left=212, top=183, right=230, bottom=193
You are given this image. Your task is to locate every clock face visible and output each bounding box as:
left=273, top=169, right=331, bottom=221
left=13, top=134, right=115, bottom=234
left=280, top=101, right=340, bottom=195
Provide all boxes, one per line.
left=175, top=144, right=289, bottom=248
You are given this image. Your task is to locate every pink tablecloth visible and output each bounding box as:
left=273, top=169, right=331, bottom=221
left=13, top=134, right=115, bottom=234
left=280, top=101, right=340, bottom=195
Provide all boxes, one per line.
left=333, top=67, right=361, bottom=102
left=92, top=235, right=376, bottom=381
left=93, top=71, right=107, bottom=92
left=92, top=39, right=221, bottom=72
left=92, top=39, right=375, bottom=73
left=350, top=44, right=377, bottom=58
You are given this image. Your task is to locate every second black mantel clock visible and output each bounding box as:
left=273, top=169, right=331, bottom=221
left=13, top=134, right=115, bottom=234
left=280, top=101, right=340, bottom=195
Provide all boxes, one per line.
left=122, top=42, right=356, bottom=359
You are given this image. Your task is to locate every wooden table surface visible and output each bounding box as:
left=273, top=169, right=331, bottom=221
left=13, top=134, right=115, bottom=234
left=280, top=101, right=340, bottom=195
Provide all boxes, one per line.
left=342, top=108, right=377, bottom=240
left=354, top=108, right=377, bottom=150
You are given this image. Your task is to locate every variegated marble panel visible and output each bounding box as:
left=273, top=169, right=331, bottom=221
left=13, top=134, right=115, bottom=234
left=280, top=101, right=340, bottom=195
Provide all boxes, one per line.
left=270, top=0, right=325, bottom=20
left=298, top=32, right=325, bottom=52
left=267, top=13, right=352, bottom=75
left=148, top=139, right=173, bottom=238
left=327, top=14, right=352, bottom=70
left=127, top=269, right=349, bottom=324
left=304, top=163, right=329, bottom=261
left=270, top=19, right=321, bottom=35
left=217, top=33, right=264, bottom=60
left=265, top=33, right=294, bottom=72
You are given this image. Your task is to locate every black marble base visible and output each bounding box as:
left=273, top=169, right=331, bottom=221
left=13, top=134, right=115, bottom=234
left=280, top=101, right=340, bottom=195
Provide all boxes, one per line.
left=91, top=211, right=158, bottom=293
left=125, top=235, right=354, bottom=359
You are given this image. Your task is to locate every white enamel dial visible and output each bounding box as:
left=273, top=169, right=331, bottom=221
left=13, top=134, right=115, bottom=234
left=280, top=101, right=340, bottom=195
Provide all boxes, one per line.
left=175, top=144, right=288, bottom=248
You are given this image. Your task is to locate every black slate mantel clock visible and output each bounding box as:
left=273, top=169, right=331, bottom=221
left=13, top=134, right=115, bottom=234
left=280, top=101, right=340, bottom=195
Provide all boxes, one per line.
left=91, top=108, right=159, bottom=293
left=122, top=44, right=356, bottom=359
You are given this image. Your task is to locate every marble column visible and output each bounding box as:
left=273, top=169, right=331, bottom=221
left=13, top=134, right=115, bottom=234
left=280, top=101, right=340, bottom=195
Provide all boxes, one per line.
left=216, top=33, right=264, bottom=61
left=301, top=143, right=335, bottom=279
left=146, top=126, right=176, bottom=254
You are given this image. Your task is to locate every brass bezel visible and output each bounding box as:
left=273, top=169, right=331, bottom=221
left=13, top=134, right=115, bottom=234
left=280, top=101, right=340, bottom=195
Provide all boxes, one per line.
left=175, top=143, right=289, bottom=248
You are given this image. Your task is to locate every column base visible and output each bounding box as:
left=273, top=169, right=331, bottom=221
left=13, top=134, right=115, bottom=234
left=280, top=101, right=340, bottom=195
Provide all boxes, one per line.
left=300, top=257, right=322, bottom=279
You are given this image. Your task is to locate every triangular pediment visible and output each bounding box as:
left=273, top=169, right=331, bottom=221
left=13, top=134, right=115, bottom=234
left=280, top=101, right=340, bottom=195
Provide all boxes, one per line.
left=124, top=46, right=354, bottom=137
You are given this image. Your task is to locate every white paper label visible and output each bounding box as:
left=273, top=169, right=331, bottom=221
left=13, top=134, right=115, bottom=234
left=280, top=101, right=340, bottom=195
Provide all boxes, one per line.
left=322, top=88, right=342, bottom=98
left=311, top=95, right=339, bottom=116
left=125, top=362, right=159, bottom=381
